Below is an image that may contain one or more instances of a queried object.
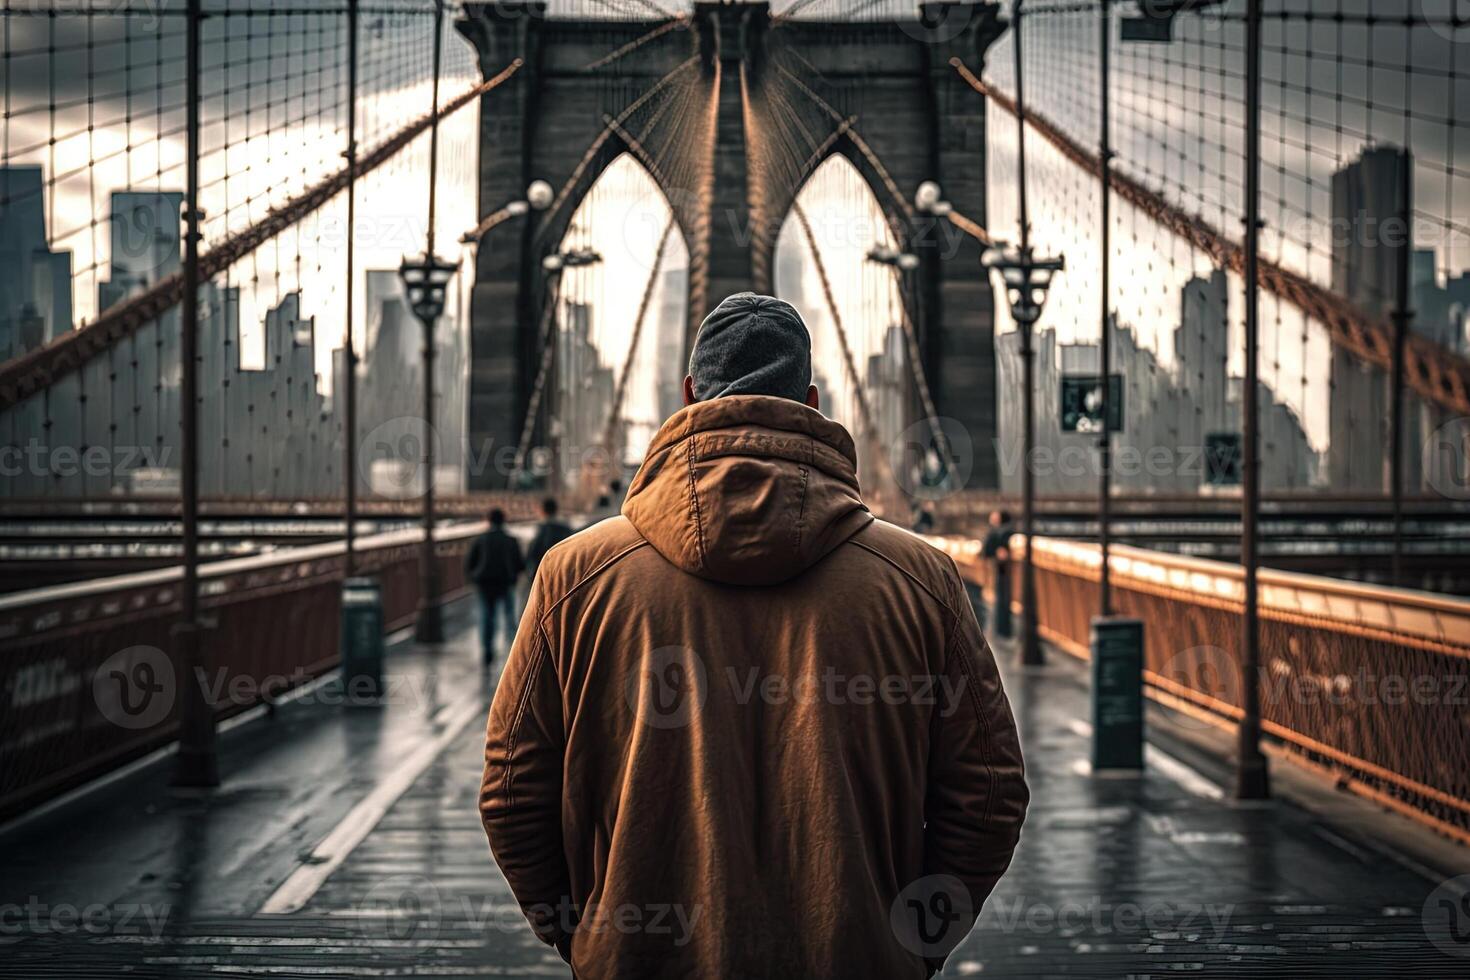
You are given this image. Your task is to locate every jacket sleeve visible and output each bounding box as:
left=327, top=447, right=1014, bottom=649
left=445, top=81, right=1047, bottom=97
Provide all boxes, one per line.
left=924, top=563, right=1029, bottom=927
left=479, top=577, right=573, bottom=952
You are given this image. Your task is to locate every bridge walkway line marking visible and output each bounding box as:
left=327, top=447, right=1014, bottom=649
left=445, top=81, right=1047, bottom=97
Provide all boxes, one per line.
left=256, top=695, right=485, bottom=916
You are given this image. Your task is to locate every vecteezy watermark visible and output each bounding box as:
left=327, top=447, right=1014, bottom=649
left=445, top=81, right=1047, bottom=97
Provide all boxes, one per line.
left=1156, top=645, right=1241, bottom=733
left=192, top=667, right=451, bottom=711
left=90, top=659, right=469, bottom=730
left=353, top=879, right=702, bottom=950
left=357, top=875, right=444, bottom=944
left=890, top=875, right=976, bottom=960
left=892, top=416, right=975, bottom=502
left=724, top=666, right=968, bottom=716
left=0, top=441, right=173, bottom=480
left=994, top=439, right=1228, bottom=482
left=1418, top=0, right=1470, bottom=45
left=0, top=898, right=172, bottom=937
left=1424, top=416, right=1470, bottom=501
left=1423, top=875, right=1470, bottom=959
left=358, top=417, right=443, bottom=501
left=625, top=648, right=969, bottom=730
left=534, top=898, right=703, bottom=948
left=979, top=895, right=1236, bottom=941
left=896, top=2, right=983, bottom=44
left=93, top=645, right=176, bottom=730
left=626, top=646, right=709, bottom=730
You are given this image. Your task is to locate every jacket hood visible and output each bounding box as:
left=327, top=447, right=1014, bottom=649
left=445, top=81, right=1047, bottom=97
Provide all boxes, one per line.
left=623, top=396, right=873, bottom=586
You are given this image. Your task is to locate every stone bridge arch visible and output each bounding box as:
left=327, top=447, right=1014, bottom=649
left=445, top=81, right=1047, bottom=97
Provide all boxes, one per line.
left=458, top=0, right=1007, bottom=488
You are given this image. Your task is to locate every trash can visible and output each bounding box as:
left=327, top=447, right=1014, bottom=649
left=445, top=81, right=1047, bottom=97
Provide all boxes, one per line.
left=1090, top=617, right=1144, bottom=771
left=341, top=577, right=384, bottom=702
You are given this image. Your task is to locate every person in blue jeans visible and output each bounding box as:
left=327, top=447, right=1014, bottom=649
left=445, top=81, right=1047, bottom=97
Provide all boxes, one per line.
left=464, top=509, right=524, bottom=664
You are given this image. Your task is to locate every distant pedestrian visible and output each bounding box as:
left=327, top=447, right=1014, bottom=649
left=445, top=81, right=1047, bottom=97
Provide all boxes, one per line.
left=584, top=493, right=615, bottom=529
left=465, top=509, right=524, bottom=664
left=911, top=503, right=935, bottom=534
left=981, top=508, right=1014, bottom=637
left=525, top=497, right=573, bottom=581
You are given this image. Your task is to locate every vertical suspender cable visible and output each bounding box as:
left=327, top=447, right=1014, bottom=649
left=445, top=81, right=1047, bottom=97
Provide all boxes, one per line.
left=1389, top=148, right=1412, bottom=589
left=1013, top=0, right=1043, bottom=667
left=1097, top=0, right=1113, bottom=617
left=174, top=0, right=219, bottom=788
left=344, top=0, right=359, bottom=574
left=1236, top=0, right=1270, bottom=802
left=415, top=0, right=447, bottom=644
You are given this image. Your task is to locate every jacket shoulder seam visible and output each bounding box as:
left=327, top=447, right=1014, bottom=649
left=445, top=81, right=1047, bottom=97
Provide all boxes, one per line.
left=685, top=435, right=708, bottom=572
left=538, top=536, right=652, bottom=622
left=849, top=535, right=960, bottom=622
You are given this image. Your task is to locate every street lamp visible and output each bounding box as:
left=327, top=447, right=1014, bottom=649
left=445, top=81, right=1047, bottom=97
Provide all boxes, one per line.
left=868, top=245, right=921, bottom=272
left=541, top=246, right=603, bottom=273
left=914, top=181, right=992, bottom=245
left=508, top=246, right=604, bottom=491
left=915, top=180, right=954, bottom=218
left=984, top=241, right=1064, bottom=668
left=460, top=180, right=556, bottom=245
left=398, top=252, right=459, bottom=644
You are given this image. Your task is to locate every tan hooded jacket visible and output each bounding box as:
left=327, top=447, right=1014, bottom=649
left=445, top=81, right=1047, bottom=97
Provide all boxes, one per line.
left=480, top=396, right=1028, bottom=979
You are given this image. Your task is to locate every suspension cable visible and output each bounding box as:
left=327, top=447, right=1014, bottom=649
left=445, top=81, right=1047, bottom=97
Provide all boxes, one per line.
left=953, top=56, right=1470, bottom=416
left=0, top=57, right=526, bottom=411
left=791, top=201, right=900, bottom=494
left=601, top=219, right=677, bottom=459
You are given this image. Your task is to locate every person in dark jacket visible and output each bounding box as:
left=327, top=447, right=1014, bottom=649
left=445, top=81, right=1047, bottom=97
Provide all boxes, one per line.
left=981, top=508, right=1015, bottom=638
left=525, top=497, right=573, bottom=581
left=465, top=509, right=524, bottom=664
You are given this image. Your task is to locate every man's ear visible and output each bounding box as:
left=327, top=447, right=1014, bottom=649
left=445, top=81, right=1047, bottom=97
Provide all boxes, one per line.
left=683, top=375, right=697, bottom=407
left=805, top=384, right=820, bottom=410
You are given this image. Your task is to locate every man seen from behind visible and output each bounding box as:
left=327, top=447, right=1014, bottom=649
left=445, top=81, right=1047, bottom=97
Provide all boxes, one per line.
left=479, top=293, right=1028, bottom=978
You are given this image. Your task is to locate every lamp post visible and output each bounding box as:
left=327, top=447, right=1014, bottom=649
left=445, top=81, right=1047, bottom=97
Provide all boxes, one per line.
left=867, top=245, right=922, bottom=273
left=984, top=242, right=1064, bottom=667
left=505, top=247, right=604, bottom=492
left=399, top=253, right=459, bottom=644
left=916, top=180, right=994, bottom=247
left=460, top=180, right=556, bottom=246
left=540, top=246, right=603, bottom=275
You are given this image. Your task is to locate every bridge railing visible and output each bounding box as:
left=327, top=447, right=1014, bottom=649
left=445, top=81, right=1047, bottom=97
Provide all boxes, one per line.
left=0, top=521, right=484, bottom=823
left=938, top=534, right=1470, bottom=843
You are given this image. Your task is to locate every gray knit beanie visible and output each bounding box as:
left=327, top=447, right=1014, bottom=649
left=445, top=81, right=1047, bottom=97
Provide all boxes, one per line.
left=688, top=293, right=813, bottom=403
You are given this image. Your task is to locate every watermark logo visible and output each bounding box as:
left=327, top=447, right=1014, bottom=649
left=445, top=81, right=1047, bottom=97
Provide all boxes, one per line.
left=359, top=416, right=441, bottom=501
left=93, top=645, right=175, bottom=730
left=890, top=875, right=975, bottom=959
left=898, top=3, right=979, bottom=44
left=1423, top=875, right=1470, bottom=959
left=626, top=645, right=708, bottom=729
left=1425, top=416, right=1470, bottom=500
left=1156, top=645, right=1240, bottom=732
left=1418, top=0, right=1470, bottom=44
left=0, top=898, right=172, bottom=937
left=892, top=416, right=974, bottom=501
left=358, top=875, right=442, bottom=944
left=110, top=193, right=182, bottom=284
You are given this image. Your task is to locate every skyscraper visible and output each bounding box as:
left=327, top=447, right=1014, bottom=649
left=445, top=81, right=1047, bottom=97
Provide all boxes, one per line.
left=0, top=167, right=74, bottom=360
left=1328, top=147, right=1406, bottom=491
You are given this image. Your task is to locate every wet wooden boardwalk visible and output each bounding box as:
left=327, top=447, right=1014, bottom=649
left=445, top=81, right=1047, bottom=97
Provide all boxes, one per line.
left=3, top=598, right=1468, bottom=977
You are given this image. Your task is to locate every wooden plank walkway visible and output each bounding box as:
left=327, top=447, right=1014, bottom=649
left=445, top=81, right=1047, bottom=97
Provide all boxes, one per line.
left=3, top=603, right=1469, bottom=976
